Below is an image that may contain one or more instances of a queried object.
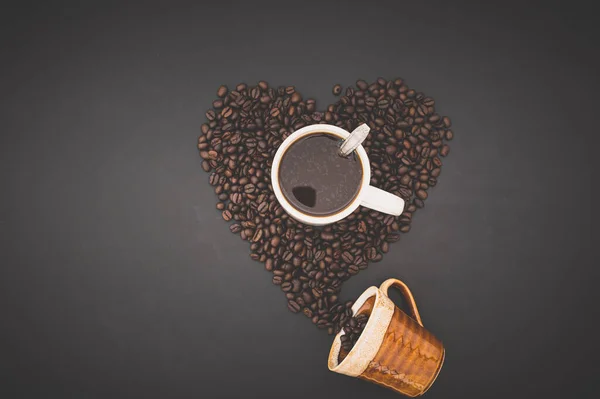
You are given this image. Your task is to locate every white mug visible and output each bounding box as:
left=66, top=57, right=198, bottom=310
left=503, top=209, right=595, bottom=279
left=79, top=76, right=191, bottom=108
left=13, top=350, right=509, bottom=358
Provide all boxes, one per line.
left=271, top=124, right=405, bottom=226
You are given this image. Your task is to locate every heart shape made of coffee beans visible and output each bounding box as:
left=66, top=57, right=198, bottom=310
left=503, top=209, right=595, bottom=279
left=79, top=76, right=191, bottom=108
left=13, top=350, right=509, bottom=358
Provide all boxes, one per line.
left=198, top=78, right=453, bottom=339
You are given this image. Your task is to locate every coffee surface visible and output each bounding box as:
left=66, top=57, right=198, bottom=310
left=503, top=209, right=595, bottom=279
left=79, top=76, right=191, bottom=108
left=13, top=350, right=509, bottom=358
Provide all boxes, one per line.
left=279, top=134, right=363, bottom=216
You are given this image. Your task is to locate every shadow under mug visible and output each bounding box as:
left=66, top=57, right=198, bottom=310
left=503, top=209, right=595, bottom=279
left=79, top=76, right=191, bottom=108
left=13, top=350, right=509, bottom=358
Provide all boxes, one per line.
left=271, top=124, right=405, bottom=226
left=328, top=279, right=445, bottom=397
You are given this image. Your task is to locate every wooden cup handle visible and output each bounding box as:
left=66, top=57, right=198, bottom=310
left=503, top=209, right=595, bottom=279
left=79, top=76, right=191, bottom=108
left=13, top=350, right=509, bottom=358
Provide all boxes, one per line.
left=380, top=278, right=424, bottom=327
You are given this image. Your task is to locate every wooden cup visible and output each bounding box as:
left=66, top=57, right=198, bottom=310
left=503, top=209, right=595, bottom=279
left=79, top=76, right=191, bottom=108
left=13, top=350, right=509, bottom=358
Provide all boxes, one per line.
left=328, top=279, right=445, bottom=396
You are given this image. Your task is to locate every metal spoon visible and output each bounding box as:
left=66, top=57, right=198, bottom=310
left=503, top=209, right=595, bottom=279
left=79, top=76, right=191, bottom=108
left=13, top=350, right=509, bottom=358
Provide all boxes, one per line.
left=338, top=123, right=370, bottom=157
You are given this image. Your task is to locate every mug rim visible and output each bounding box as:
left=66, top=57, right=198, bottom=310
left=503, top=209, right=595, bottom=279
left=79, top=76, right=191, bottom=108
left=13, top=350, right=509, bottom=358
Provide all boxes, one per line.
left=327, top=285, right=395, bottom=376
left=271, top=124, right=371, bottom=226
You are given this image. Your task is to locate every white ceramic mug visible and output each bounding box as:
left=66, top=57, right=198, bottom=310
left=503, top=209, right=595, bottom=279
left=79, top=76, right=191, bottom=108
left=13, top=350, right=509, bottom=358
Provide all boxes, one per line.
left=271, top=124, right=405, bottom=226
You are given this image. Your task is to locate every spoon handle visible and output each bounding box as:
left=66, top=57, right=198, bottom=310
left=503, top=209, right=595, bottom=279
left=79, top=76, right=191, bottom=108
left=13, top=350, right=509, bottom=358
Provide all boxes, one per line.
left=338, top=124, right=370, bottom=157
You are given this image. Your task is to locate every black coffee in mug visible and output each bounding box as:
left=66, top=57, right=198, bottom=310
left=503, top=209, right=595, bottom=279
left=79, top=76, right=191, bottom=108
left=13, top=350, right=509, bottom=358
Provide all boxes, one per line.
left=278, top=133, right=363, bottom=216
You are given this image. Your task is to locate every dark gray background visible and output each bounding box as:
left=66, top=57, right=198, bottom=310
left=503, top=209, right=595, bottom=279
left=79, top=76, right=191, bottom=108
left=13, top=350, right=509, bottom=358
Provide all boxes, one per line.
left=1, top=1, right=596, bottom=398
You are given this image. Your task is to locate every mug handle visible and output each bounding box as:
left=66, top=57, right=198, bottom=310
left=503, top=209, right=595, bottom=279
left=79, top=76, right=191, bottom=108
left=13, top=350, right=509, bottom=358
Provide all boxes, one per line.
left=360, top=186, right=405, bottom=216
left=380, top=278, right=423, bottom=327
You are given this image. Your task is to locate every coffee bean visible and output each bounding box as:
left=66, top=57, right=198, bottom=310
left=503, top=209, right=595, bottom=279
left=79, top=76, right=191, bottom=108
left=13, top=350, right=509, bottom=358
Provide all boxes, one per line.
left=355, top=79, right=368, bottom=90
left=222, top=210, right=232, bottom=221
left=332, top=84, right=342, bottom=95
left=200, top=160, right=210, bottom=172
left=341, top=251, right=354, bottom=263
left=383, top=215, right=395, bottom=226
left=265, top=258, right=274, bottom=271
left=416, top=189, right=428, bottom=200
left=398, top=187, right=412, bottom=199
left=257, top=201, right=268, bottom=214
left=293, top=241, right=303, bottom=254
left=216, top=85, right=228, bottom=98
left=321, top=231, right=334, bottom=241
left=314, top=250, right=325, bottom=261
left=381, top=241, right=389, bottom=253
left=366, top=247, right=377, bottom=260
left=281, top=282, right=292, bottom=292
left=220, top=107, right=232, bottom=119
left=252, top=229, right=263, bottom=242
left=386, top=233, right=401, bottom=242
left=228, top=192, right=242, bottom=204
left=440, top=144, right=450, bottom=157
left=255, top=81, right=267, bottom=91
left=288, top=300, right=301, bottom=313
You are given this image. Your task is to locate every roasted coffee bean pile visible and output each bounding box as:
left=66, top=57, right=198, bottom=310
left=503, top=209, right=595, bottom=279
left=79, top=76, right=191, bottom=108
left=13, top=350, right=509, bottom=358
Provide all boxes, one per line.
left=198, top=78, right=452, bottom=335
left=340, top=313, right=369, bottom=354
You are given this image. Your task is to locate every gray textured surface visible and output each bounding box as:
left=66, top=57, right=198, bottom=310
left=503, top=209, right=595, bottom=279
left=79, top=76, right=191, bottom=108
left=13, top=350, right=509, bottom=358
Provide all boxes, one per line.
left=0, top=1, right=596, bottom=398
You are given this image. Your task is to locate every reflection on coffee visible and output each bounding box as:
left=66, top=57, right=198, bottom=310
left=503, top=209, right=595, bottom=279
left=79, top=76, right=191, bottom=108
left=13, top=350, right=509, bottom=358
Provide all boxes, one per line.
left=278, top=133, right=363, bottom=216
